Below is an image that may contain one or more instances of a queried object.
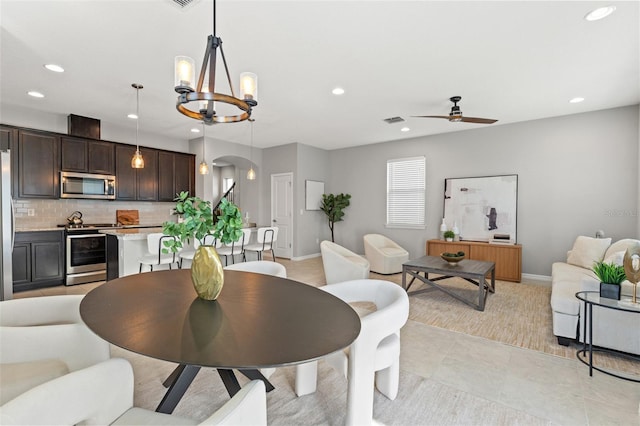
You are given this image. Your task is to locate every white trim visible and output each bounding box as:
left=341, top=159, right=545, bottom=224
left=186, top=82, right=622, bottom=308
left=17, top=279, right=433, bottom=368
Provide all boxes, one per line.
left=292, top=252, right=321, bottom=261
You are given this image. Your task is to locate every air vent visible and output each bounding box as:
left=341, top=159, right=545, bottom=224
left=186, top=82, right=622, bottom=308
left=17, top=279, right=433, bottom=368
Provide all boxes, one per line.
left=383, top=116, right=405, bottom=124
left=170, top=0, right=200, bottom=8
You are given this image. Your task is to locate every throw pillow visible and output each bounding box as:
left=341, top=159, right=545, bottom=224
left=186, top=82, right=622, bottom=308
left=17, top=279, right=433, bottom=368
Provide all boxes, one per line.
left=603, top=250, right=625, bottom=266
left=566, top=236, right=611, bottom=269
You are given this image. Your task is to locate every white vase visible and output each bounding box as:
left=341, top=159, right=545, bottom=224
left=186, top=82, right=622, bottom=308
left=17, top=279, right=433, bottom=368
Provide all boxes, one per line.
left=440, top=219, right=447, bottom=240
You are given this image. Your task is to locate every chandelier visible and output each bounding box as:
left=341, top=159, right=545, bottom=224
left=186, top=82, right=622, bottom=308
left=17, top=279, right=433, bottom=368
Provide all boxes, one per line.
left=174, top=0, right=257, bottom=124
left=131, top=83, right=144, bottom=168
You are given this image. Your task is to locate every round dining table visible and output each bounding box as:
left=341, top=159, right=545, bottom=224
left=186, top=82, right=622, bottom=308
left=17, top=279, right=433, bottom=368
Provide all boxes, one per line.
left=80, top=269, right=361, bottom=413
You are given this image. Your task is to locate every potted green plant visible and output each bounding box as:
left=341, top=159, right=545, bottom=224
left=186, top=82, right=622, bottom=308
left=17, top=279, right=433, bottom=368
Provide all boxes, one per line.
left=163, top=192, right=243, bottom=300
left=443, top=230, right=455, bottom=242
left=592, top=261, right=626, bottom=300
left=320, top=193, right=351, bottom=242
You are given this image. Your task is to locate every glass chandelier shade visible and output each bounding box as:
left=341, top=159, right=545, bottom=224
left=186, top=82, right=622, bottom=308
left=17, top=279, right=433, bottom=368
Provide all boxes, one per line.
left=131, top=83, right=144, bottom=169
left=173, top=0, right=257, bottom=124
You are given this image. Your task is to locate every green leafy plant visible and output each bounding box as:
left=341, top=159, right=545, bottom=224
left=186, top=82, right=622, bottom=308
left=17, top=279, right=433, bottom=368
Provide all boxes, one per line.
left=443, top=230, right=455, bottom=240
left=592, top=261, right=627, bottom=285
left=320, top=193, right=351, bottom=242
left=162, top=192, right=243, bottom=253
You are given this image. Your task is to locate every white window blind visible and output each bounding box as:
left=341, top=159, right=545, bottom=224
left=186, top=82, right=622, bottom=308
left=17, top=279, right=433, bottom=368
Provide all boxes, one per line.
left=386, top=156, right=425, bottom=228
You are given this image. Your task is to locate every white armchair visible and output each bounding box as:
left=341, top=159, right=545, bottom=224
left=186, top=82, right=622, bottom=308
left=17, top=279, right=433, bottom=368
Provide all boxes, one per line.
left=295, top=279, right=410, bottom=426
left=363, top=234, right=409, bottom=274
left=320, top=240, right=370, bottom=284
left=0, top=295, right=110, bottom=405
left=225, top=260, right=287, bottom=278
left=0, top=358, right=267, bottom=425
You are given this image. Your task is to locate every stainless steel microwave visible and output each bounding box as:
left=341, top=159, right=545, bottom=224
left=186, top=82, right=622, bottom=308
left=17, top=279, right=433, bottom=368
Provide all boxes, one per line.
left=60, top=172, right=116, bottom=200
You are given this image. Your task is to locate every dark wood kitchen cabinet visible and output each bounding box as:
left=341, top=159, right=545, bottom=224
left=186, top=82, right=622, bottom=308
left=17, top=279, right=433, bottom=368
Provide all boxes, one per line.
left=13, top=130, right=60, bottom=199
left=12, top=231, right=65, bottom=292
left=158, top=151, right=195, bottom=201
left=61, top=137, right=114, bottom=175
left=115, top=144, right=158, bottom=201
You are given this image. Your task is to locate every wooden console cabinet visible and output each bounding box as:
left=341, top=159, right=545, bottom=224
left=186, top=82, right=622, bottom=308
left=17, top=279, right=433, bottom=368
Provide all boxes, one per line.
left=426, top=239, right=522, bottom=282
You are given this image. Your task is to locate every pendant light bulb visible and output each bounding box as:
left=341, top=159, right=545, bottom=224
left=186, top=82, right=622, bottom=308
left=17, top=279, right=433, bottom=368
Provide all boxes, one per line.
left=247, top=119, right=256, bottom=180
left=199, top=121, right=209, bottom=175
left=131, top=83, right=145, bottom=169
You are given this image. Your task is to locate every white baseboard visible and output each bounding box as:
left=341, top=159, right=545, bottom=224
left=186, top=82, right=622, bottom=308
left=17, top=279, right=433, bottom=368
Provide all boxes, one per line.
left=291, top=252, right=321, bottom=261
left=522, top=273, right=552, bottom=287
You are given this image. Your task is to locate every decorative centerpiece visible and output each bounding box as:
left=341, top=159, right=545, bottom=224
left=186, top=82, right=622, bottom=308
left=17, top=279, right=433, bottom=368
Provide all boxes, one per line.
left=623, top=243, right=640, bottom=304
left=592, top=261, right=626, bottom=300
left=163, top=192, right=243, bottom=300
left=441, top=251, right=465, bottom=265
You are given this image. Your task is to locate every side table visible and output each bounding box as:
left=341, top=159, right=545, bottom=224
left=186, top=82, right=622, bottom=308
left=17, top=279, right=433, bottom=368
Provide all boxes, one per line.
left=575, top=291, right=640, bottom=383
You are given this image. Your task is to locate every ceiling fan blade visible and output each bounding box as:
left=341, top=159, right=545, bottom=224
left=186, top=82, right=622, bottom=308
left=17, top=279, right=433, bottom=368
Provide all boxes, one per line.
left=460, top=116, right=498, bottom=124
left=411, top=115, right=450, bottom=119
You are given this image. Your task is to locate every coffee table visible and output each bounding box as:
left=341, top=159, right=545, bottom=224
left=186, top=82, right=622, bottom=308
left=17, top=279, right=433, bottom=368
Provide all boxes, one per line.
left=402, top=255, right=495, bottom=311
left=80, top=269, right=361, bottom=413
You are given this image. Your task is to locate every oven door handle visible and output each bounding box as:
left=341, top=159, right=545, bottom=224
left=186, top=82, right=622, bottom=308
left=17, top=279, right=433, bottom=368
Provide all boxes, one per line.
left=67, top=234, right=106, bottom=239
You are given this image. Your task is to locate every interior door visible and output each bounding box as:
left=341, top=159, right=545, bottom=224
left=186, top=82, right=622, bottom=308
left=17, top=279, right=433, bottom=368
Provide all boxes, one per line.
left=271, top=173, right=293, bottom=259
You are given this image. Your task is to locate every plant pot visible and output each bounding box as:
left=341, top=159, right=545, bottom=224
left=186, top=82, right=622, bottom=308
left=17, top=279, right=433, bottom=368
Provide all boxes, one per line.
left=191, top=245, right=224, bottom=300
left=446, top=238, right=453, bottom=242
left=599, top=282, right=621, bottom=300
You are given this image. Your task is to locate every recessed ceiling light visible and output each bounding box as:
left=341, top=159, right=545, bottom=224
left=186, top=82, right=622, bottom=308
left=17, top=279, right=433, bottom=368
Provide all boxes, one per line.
left=27, top=91, right=44, bottom=98
left=401, top=127, right=410, bottom=132
left=127, top=113, right=138, bottom=119
left=191, top=128, right=200, bottom=133
left=584, top=5, right=616, bottom=21
left=569, top=97, right=585, bottom=103
left=332, top=87, right=345, bottom=95
left=44, top=64, right=64, bottom=73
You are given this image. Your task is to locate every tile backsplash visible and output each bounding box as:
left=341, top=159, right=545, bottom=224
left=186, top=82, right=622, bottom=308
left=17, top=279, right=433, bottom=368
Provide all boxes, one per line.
left=14, top=198, right=177, bottom=229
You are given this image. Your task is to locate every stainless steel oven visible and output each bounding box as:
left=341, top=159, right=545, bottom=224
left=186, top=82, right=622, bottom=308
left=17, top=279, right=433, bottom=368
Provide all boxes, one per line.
left=65, top=227, right=108, bottom=285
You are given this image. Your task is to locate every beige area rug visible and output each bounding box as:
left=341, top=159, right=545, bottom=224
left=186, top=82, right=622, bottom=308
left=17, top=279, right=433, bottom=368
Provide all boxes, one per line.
left=114, top=346, right=546, bottom=425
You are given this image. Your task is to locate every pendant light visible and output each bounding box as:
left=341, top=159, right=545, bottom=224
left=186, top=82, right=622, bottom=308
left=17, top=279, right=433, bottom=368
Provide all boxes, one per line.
left=199, top=121, right=209, bottom=175
left=247, top=119, right=256, bottom=180
left=131, top=83, right=144, bottom=169
left=174, top=0, right=257, bottom=124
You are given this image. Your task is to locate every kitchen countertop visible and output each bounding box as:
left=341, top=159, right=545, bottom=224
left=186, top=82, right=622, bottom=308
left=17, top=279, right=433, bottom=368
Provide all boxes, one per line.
left=15, top=227, right=64, bottom=232
left=99, top=227, right=164, bottom=240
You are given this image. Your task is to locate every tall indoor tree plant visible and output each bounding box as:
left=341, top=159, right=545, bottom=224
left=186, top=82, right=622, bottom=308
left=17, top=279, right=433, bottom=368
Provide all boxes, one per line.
left=320, top=193, right=351, bottom=243
left=163, top=192, right=243, bottom=300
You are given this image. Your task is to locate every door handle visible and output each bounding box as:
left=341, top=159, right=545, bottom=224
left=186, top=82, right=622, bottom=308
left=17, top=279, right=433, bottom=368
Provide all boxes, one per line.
left=272, top=219, right=277, bottom=222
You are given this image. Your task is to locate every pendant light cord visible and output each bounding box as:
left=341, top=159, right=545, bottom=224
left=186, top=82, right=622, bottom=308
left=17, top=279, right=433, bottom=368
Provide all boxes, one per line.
left=136, top=86, right=140, bottom=150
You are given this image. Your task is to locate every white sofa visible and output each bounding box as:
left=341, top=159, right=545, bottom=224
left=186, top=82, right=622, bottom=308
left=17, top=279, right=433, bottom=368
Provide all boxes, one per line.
left=550, top=236, right=640, bottom=355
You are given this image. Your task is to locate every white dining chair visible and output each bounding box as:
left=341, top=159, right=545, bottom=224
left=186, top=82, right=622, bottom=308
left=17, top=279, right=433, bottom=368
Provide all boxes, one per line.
left=295, top=279, right=409, bottom=426
left=179, top=234, right=218, bottom=269
left=217, top=228, right=252, bottom=266
left=243, top=227, right=278, bottom=261
left=224, top=260, right=287, bottom=278
left=138, top=233, right=179, bottom=272
left=0, top=358, right=267, bottom=425
left=320, top=240, right=370, bottom=284
left=0, top=295, right=110, bottom=405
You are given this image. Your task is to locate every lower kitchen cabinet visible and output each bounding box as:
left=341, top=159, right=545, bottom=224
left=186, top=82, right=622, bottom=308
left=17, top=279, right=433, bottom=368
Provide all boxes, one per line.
left=12, top=231, right=65, bottom=291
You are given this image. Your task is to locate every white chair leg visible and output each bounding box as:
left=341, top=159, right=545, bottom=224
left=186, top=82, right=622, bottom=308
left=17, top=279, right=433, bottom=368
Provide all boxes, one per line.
left=294, top=361, right=318, bottom=397
left=345, top=349, right=376, bottom=426
left=374, top=359, right=399, bottom=400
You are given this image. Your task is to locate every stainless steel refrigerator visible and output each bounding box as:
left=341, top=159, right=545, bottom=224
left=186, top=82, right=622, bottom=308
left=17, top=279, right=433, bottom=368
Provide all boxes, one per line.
left=1, top=144, right=14, bottom=301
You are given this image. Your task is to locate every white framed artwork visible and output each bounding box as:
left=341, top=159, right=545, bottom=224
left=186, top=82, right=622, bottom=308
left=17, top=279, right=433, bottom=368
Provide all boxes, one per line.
left=305, top=180, right=325, bottom=210
left=443, top=174, right=518, bottom=243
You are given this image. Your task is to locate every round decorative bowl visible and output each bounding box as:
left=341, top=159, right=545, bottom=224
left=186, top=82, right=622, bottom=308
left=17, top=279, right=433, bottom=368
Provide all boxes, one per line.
left=441, top=252, right=465, bottom=266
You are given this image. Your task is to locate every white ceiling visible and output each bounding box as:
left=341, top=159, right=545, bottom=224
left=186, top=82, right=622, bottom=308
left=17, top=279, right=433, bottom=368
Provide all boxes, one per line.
left=1, top=1, right=638, bottom=150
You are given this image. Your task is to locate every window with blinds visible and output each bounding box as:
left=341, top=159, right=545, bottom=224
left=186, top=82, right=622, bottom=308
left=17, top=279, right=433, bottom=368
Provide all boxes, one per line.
left=386, top=156, right=426, bottom=228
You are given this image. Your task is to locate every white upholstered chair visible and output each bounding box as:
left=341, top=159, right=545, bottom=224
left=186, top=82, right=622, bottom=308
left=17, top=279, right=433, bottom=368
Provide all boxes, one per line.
left=139, top=233, right=179, bottom=272
left=0, top=295, right=110, bottom=405
left=320, top=240, right=370, bottom=284
left=217, top=229, right=252, bottom=266
left=243, top=227, right=278, bottom=261
left=363, top=234, right=409, bottom=274
left=295, top=279, right=409, bottom=426
left=224, top=260, right=287, bottom=278
left=0, top=358, right=267, bottom=425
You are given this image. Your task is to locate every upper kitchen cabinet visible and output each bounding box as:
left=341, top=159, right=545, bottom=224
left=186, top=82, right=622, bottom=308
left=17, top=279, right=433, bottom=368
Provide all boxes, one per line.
left=115, top=144, right=158, bottom=201
left=13, top=130, right=60, bottom=199
left=61, top=137, right=115, bottom=175
left=158, top=151, right=195, bottom=201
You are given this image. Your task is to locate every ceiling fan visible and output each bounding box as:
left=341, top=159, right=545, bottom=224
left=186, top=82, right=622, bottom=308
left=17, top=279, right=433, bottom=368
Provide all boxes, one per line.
left=413, top=96, right=498, bottom=124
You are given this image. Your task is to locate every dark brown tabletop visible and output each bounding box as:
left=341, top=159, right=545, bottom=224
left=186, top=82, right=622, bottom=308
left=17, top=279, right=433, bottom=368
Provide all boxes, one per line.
left=80, top=269, right=361, bottom=369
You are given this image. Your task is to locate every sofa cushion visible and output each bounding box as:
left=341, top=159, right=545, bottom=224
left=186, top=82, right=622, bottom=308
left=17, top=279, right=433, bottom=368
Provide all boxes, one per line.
left=566, top=236, right=611, bottom=269
left=550, top=262, right=597, bottom=315
left=603, top=238, right=640, bottom=260
left=603, top=250, right=625, bottom=266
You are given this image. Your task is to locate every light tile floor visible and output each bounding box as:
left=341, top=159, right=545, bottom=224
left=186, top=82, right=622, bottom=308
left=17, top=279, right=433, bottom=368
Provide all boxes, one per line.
left=14, top=257, right=640, bottom=425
